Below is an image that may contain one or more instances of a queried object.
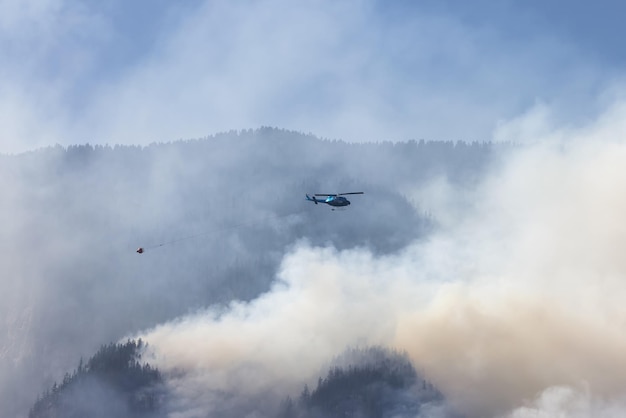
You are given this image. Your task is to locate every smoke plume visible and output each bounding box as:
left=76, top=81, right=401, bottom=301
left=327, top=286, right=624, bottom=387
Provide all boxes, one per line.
left=138, top=101, right=626, bottom=417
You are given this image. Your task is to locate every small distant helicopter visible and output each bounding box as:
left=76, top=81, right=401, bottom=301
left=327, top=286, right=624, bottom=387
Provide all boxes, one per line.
left=306, top=192, right=364, bottom=209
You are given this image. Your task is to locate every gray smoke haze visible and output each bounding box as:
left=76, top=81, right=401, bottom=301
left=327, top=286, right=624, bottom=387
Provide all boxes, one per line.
left=3, top=2, right=626, bottom=415
left=0, top=129, right=434, bottom=417
left=133, top=101, right=626, bottom=417
left=2, top=99, right=626, bottom=417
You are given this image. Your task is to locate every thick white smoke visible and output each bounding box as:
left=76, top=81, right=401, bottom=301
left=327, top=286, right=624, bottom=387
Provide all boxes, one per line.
left=138, top=100, right=626, bottom=417
left=503, top=386, right=626, bottom=418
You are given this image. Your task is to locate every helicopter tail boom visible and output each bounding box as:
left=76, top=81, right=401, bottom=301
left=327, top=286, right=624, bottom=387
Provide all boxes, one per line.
left=306, top=194, right=319, bottom=204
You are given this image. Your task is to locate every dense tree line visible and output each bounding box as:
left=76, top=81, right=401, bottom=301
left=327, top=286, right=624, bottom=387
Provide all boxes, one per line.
left=279, top=347, right=449, bottom=418
left=29, top=339, right=165, bottom=418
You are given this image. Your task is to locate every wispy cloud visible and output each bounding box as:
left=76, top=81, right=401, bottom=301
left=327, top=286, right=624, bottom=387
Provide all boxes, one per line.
left=1, top=0, right=617, bottom=153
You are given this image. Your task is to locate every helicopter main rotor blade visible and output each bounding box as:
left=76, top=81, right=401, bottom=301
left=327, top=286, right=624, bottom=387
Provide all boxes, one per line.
left=315, top=194, right=337, bottom=197
left=337, top=192, right=364, bottom=196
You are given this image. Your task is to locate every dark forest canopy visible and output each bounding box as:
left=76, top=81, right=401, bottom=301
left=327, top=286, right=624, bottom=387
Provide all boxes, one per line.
left=31, top=343, right=453, bottom=418
left=29, top=339, right=165, bottom=418
left=280, top=347, right=452, bottom=418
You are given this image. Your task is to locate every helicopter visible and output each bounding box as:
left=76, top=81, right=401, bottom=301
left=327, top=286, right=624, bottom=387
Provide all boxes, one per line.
left=306, top=192, right=364, bottom=209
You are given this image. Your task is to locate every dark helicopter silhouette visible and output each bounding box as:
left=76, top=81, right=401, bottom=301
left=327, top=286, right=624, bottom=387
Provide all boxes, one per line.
left=306, top=192, right=364, bottom=209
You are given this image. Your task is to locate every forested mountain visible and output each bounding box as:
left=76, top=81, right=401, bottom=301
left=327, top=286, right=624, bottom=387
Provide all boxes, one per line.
left=0, top=128, right=496, bottom=417
left=281, top=347, right=449, bottom=418
left=30, top=343, right=451, bottom=418
left=29, top=340, right=164, bottom=418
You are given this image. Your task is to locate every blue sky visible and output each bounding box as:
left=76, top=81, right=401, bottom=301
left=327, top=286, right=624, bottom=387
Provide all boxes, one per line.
left=1, top=0, right=625, bottom=153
